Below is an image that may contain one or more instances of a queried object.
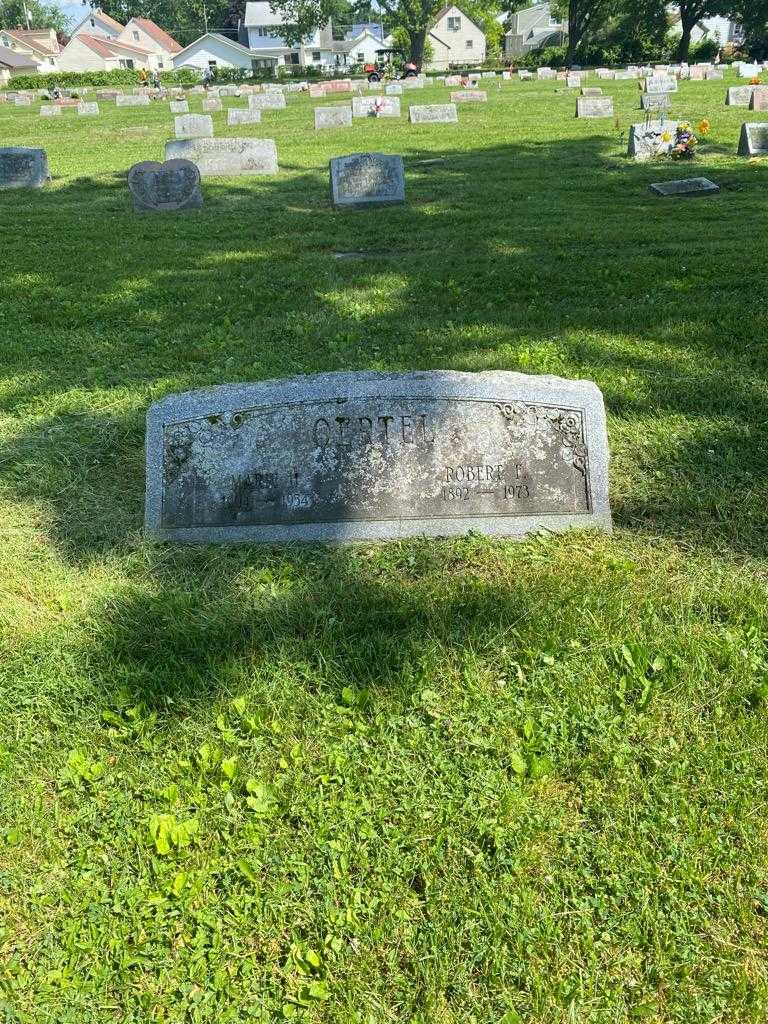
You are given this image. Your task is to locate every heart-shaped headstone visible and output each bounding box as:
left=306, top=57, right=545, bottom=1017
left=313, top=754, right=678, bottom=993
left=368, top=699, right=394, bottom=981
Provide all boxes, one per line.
left=127, top=159, right=203, bottom=213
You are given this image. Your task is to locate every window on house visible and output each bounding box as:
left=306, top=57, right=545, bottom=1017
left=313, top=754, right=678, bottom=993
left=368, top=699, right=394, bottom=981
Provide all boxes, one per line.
left=466, top=38, right=473, bottom=48
left=312, top=50, right=321, bottom=60
left=208, top=59, right=217, bottom=67
left=89, top=17, right=95, bottom=27
left=133, top=30, right=140, bottom=41
left=447, top=16, right=461, bottom=30
left=357, top=51, right=364, bottom=60
left=549, top=15, right=560, bottom=25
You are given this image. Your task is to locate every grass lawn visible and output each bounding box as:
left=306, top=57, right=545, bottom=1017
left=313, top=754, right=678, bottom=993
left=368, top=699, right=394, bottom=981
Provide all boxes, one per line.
left=1, top=72, right=768, bottom=1023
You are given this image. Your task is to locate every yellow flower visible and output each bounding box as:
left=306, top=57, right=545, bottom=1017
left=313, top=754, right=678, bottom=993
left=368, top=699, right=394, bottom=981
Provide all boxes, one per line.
left=661, top=131, right=672, bottom=143
left=698, top=119, right=710, bottom=134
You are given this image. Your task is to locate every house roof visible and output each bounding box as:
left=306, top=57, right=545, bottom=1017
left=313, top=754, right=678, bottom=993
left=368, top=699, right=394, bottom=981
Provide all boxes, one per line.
left=0, top=43, right=38, bottom=67
left=243, top=2, right=283, bottom=27
left=344, top=22, right=384, bottom=40
left=75, top=33, right=152, bottom=59
left=173, top=32, right=254, bottom=60
left=339, top=28, right=384, bottom=51
left=431, top=5, right=484, bottom=34
left=126, top=18, right=182, bottom=53
left=72, top=9, right=125, bottom=35
left=2, top=29, right=60, bottom=56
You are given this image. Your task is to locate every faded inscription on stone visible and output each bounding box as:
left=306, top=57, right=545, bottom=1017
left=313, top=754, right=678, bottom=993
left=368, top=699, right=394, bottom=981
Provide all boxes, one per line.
left=174, top=114, right=214, bottom=140
left=0, top=147, right=49, bottom=188
left=164, top=137, right=278, bottom=176
left=228, top=108, right=262, bottom=125
left=315, top=105, right=352, bottom=129
left=330, top=153, right=405, bottom=208
left=248, top=92, right=287, bottom=110
left=145, top=371, right=611, bottom=544
left=128, top=159, right=203, bottom=212
left=409, top=103, right=458, bottom=124
left=576, top=97, right=614, bottom=118
left=77, top=102, right=99, bottom=116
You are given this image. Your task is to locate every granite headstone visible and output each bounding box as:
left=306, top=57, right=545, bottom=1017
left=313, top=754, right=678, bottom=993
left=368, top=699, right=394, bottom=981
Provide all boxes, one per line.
left=0, top=147, right=49, bottom=188
left=127, top=158, right=203, bottom=212
left=329, top=152, right=405, bottom=209
left=409, top=103, right=458, bottom=124
left=174, top=114, right=214, bottom=140
left=164, top=137, right=278, bottom=176
left=145, top=370, right=612, bottom=544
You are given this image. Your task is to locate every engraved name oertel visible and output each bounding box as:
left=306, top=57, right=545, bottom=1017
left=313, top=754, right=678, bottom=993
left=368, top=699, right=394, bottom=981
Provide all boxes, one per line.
left=160, top=396, right=590, bottom=529
left=145, top=371, right=611, bottom=543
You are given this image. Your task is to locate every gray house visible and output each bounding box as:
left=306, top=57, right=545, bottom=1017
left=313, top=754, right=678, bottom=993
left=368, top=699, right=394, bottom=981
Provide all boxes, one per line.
left=504, top=2, right=567, bottom=57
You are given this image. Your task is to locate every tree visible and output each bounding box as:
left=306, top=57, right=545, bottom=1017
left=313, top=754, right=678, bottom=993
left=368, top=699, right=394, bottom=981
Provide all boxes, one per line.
left=551, top=0, right=619, bottom=64
left=269, top=0, right=443, bottom=66
left=732, top=0, right=768, bottom=59
left=0, top=0, right=71, bottom=32
left=671, top=1, right=733, bottom=62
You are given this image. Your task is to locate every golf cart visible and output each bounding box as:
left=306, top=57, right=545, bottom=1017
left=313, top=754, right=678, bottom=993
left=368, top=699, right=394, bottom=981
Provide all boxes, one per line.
left=365, top=48, right=418, bottom=82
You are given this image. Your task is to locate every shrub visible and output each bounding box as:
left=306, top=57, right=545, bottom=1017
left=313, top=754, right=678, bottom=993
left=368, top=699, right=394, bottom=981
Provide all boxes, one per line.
left=515, top=45, right=568, bottom=70
left=1, top=68, right=200, bottom=91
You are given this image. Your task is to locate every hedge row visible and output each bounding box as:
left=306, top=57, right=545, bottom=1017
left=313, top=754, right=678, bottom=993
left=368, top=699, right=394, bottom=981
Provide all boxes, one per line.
left=2, top=68, right=200, bottom=91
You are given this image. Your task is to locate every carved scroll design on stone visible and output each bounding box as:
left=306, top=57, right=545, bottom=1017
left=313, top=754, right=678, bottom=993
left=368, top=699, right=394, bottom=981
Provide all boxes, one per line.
left=496, top=402, right=588, bottom=474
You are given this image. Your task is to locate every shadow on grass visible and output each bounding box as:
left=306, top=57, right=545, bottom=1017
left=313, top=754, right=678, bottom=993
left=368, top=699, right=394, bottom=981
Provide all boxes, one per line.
left=1, top=134, right=767, bottom=564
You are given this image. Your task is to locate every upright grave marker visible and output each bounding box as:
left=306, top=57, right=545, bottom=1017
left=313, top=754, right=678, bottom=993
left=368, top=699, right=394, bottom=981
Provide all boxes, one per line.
left=315, top=106, right=352, bottom=129
left=227, top=108, right=262, bottom=125
left=39, top=105, right=61, bottom=117
left=145, top=370, right=612, bottom=544
left=248, top=92, right=287, bottom=110
left=202, top=98, right=222, bottom=112
left=738, top=123, right=768, bottom=156
left=175, top=114, right=214, bottom=140
left=352, top=96, right=401, bottom=117
left=330, top=153, right=405, bottom=209
left=77, top=102, right=100, bottom=116
left=128, top=159, right=203, bottom=212
left=0, top=147, right=49, bottom=188
left=116, top=95, right=150, bottom=107
left=170, top=100, right=189, bottom=114
left=450, top=90, right=487, bottom=102
left=164, top=137, right=278, bottom=176
left=627, top=121, right=678, bottom=160
left=641, top=93, right=671, bottom=111
left=409, top=103, right=458, bottom=124
left=576, top=97, right=614, bottom=118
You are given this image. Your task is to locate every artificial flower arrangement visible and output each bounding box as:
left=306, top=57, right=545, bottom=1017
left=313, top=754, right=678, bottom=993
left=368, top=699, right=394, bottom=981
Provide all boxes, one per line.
left=639, top=116, right=710, bottom=160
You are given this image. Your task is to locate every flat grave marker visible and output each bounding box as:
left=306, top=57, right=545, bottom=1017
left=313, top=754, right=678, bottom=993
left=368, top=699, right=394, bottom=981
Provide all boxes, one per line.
left=649, top=177, right=720, bottom=197
left=315, top=106, right=352, bottom=129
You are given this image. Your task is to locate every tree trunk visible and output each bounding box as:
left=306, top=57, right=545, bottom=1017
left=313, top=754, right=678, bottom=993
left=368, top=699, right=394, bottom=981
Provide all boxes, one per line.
left=567, top=4, right=582, bottom=65
left=677, top=17, right=694, bottom=62
left=409, top=26, right=427, bottom=70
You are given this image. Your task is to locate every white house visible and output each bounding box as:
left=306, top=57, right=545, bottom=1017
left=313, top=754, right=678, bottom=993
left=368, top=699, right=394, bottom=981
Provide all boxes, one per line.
left=173, top=32, right=256, bottom=73
left=59, top=33, right=156, bottom=72
left=0, top=28, right=61, bottom=71
left=118, top=18, right=182, bottom=70
left=503, top=2, right=567, bottom=57
left=666, top=7, right=744, bottom=48
left=240, top=1, right=336, bottom=69
left=0, top=43, right=39, bottom=83
left=428, top=5, right=486, bottom=69
left=70, top=9, right=125, bottom=41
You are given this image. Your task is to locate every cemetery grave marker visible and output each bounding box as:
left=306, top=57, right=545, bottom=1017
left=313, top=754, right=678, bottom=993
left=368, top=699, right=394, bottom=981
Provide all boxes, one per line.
left=0, top=147, right=49, bottom=188
left=315, top=106, right=353, bottom=129
left=649, top=177, right=720, bottom=197
left=77, top=102, right=99, bottom=116
left=385, top=83, right=402, bottom=95
left=145, top=370, right=612, bottom=544
left=750, top=88, right=768, bottom=111
left=352, top=96, right=401, bottom=117
left=409, top=103, right=458, bottom=124
left=170, top=100, right=189, bottom=114
left=641, top=93, right=671, bottom=111
left=39, top=105, right=61, bottom=117
left=581, top=87, right=603, bottom=96
left=116, top=95, right=150, bottom=107
left=175, top=114, right=214, bottom=140
left=128, top=158, right=203, bottom=212
left=450, top=91, right=487, bottom=102
left=727, top=86, right=756, bottom=107
left=738, top=123, right=768, bottom=156
left=248, top=92, right=287, bottom=110
left=330, top=152, right=405, bottom=209
left=227, top=108, right=262, bottom=125
left=164, top=137, right=278, bottom=176
left=628, top=120, right=680, bottom=160
left=576, top=97, right=614, bottom=118
left=202, top=98, right=222, bottom=112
